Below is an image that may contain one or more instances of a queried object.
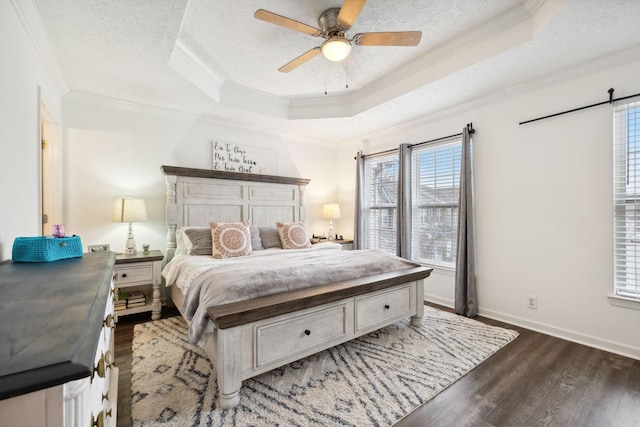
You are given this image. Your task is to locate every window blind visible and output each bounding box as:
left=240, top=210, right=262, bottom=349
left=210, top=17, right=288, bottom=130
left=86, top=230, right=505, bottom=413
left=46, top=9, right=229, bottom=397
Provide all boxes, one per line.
left=410, top=138, right=462, bottom=268
left=363, top=153, right=398, bottom=255
left=613, top=98, right=640, bottom=300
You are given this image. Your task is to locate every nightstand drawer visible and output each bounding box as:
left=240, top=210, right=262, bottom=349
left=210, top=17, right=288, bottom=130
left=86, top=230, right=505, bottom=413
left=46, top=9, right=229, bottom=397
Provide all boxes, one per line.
left=113, top=264, right=152, bottom=285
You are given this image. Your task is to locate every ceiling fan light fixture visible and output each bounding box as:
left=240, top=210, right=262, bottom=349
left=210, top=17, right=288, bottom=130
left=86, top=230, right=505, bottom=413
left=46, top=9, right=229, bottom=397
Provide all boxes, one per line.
left=321, top=37, right=351, bottom=62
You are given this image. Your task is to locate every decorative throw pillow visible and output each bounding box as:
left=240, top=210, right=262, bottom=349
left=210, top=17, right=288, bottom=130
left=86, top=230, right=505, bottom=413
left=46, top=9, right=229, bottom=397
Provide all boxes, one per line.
left=276, top=221, right=312, bottom=249
left=209, top=220, right=252, bottom=259
left=183, top=227, right=213, bottom=255
left=259, top=226, right=283, bottom=249
left=250, top=226, right=264, bottom=251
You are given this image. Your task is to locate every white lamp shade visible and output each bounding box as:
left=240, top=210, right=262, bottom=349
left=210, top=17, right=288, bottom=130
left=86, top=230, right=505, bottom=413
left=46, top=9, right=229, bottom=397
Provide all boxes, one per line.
left=113, top=198, right=148, bottom=223
left=321, top=37, right=351, bottom=62
left=322, top=203, right=342, bottom=220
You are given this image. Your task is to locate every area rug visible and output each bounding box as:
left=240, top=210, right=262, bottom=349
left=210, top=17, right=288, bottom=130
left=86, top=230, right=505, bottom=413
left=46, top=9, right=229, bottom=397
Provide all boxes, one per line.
left=131, top=307, right=518, bottom=426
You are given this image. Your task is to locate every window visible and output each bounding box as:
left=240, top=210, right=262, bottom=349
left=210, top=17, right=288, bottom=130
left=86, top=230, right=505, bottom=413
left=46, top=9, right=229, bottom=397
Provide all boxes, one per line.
left=411, top=139, right=462, bottom=268
left=613, top=98, right=640, bottom=300
left=363, top=153, right=398, bottom=254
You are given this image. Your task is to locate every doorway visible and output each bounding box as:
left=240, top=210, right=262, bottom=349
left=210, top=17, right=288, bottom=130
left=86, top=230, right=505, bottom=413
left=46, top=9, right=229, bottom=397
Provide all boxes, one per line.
left=40, top=101, right=62, bottom=236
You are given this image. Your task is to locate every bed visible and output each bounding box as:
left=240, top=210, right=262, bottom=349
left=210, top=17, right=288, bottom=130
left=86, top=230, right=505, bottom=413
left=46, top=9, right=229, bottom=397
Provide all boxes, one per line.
left=160, top=165, right=433, bottom=409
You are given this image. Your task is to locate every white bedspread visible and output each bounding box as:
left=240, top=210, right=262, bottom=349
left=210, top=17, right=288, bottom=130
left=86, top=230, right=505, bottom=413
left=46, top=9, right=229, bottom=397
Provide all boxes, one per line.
left=162, top=244, right=420, bottom=345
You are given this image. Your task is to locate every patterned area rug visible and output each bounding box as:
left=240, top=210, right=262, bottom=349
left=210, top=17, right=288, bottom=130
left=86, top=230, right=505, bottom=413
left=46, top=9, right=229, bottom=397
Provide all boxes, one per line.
left=131, top=307, right=518, bottom=426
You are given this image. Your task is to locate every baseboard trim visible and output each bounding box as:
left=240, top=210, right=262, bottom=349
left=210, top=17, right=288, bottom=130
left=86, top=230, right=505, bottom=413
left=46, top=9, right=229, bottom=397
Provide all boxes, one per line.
left=424, top=296, right=640, bottom=361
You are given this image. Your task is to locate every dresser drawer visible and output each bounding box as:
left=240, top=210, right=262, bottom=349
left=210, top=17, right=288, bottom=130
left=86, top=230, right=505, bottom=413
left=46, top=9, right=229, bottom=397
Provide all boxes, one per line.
left=355, top=285, right=414, bottom=332
left=113, top=264, right=152, bottom=285
left=255, top=303, right=348, bottom=368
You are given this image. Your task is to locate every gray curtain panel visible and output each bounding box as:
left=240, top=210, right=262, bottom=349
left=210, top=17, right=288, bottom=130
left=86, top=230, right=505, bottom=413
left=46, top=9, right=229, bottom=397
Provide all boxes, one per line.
left=455, top=126, right=477, bottom=317
left=354, top=152, right=366, bottom=250
left=397, top=143, right=412, bottom=259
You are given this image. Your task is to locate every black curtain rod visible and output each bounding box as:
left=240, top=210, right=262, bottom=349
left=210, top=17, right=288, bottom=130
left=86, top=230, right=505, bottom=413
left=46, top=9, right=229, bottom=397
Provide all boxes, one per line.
left=356, top=123, right=475, bottom=159
left=519, top=88, right=640, bottom=125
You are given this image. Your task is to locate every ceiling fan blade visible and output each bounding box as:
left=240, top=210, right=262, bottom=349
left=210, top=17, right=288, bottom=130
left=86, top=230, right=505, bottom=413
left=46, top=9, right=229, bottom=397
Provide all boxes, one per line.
left=255, top=9, right=322, bottom=37
left=337, top=0, right=367, bottom=28
left=278, top=47, right=322, bottom=73
left=354, top=31, right=422, bottom=46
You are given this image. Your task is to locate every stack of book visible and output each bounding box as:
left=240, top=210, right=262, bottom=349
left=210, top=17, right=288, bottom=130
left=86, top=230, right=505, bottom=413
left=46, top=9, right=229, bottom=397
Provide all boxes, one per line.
left=114, top=289, right=146, bottom=311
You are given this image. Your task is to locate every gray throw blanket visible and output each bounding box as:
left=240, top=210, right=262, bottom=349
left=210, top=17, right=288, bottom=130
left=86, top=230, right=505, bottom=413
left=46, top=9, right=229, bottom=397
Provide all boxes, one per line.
left=179, top=249, right=419, bottom=345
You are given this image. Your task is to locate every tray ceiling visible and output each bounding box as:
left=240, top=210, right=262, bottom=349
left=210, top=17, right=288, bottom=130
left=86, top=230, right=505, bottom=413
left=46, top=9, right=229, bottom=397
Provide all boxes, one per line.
left=32, top=0, right=640, bottom=143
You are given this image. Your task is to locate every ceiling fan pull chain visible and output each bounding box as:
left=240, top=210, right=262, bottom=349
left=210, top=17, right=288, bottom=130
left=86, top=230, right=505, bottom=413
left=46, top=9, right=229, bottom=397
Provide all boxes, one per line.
left=324, top=61, right=328, bottom=95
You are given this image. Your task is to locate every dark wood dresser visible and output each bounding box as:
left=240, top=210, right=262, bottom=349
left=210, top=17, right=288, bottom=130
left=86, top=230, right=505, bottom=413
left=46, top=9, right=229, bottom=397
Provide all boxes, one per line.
left=0, top=252, right=118, bottom=427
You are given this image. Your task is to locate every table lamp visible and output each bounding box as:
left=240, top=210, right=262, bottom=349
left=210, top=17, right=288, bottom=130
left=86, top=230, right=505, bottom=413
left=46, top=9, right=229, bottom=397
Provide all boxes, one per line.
left=113, top=197, right=148, bottom=255
left=322, top=203, right=341, bottom=240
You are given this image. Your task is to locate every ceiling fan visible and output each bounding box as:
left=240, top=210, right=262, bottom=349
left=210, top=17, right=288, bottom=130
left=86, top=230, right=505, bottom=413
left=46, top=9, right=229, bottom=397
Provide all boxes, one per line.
left=254, top=0, right=422, bottom=73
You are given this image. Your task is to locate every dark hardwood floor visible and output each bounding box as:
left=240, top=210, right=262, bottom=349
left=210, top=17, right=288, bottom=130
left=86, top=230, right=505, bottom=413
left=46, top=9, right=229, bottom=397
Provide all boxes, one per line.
left=114, top=304, right=640, bottom=427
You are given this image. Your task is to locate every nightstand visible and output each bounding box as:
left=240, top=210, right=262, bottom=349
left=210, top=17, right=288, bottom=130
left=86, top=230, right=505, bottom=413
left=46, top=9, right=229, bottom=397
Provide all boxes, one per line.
left=114, top=250, right=163, bottom=320
left=312, top=238, right=353, bottom=250
left=333, top=239, right=353, bottom=250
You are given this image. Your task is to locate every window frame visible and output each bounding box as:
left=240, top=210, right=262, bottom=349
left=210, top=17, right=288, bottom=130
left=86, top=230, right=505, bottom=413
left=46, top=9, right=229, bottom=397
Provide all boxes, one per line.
left=410, top=138, right=463, bottom=269
left=612, top=97, right=640, bottom=307
left=362, top=153, right=399, bottom=255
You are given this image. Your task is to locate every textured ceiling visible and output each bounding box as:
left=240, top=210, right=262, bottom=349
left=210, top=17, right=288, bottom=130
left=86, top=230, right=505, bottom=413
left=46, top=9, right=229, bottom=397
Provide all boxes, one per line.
left=33, top=0, right=640, bottom=143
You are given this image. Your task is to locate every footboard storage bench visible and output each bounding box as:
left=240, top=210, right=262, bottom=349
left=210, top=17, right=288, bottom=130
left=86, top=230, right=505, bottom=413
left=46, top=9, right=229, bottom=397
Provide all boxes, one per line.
left=206, top=266, right=431, bottom=409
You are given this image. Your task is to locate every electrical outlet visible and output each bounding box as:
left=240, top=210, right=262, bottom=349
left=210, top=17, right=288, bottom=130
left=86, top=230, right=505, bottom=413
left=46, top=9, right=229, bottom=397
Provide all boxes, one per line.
left=527, top=295, right=537, bottom=309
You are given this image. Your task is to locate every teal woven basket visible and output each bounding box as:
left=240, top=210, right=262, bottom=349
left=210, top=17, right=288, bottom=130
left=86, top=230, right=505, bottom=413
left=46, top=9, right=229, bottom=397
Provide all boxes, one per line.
left=12, top=236, right=83, bottom=262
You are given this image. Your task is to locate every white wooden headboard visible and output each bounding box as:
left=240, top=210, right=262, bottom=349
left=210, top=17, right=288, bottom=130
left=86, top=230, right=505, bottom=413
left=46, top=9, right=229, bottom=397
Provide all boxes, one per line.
left=161, top=165, right=310, bottom=261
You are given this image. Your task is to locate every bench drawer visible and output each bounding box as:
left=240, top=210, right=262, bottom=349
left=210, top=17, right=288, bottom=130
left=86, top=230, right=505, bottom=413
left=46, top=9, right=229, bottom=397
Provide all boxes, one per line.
left=255, top=303, right=348, bottom=368
left=355, top=285, right=414, bottom=332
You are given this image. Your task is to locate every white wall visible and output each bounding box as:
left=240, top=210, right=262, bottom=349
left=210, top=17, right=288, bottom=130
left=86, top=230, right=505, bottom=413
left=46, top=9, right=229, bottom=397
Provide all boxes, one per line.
left=337, top=57, right=640, bottom=359
left=0, top=2, right=64, bottom=261
left=62, top=95, right=340, bottom=255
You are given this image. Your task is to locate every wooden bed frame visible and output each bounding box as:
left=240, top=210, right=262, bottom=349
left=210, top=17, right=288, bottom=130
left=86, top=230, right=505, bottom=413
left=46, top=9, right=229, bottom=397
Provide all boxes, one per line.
left=161, top=165, right=432, bottom=409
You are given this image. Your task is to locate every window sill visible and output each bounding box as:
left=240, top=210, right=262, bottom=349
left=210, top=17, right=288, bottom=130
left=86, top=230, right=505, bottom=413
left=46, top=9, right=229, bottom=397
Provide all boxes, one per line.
left=608, top=294, right=640, bottom=310
left=415, top=261, right=455, bottom=275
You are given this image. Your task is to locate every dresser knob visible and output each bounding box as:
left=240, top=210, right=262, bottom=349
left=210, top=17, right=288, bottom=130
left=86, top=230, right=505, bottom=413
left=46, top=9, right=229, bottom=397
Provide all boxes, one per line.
left=384, top=304, right=390, bottom=309
left=304, top=329, right=311, bottom=336
left=121, top=273, right=127, bottom=278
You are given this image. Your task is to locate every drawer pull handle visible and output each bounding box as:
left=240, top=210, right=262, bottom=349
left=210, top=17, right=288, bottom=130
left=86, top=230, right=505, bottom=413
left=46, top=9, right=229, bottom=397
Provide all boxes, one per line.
left=304, top=329, right=311, bottom=336
left=91, top=410, right=104, bottom=427
left=103, top=313, right=114, bottom=328
left=92, top=353, right=106, bottom=381
left=384, top=304, right=390, bottom=309
left=113, top=272, right=117, bottom=282
left=102, top=391, right=109, bottom=402
left=92, top=409, right=111, bottom=427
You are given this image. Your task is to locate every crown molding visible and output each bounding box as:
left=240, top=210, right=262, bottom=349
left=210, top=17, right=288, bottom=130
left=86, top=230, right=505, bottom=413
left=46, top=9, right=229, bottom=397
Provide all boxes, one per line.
left=10, top=0, right=69, bottom=95
left=169, top=38, right=225, bottom=103
left=63, top=91, right=199, bottom=122
left=62, top=90, right=338, bottom=149
left=339, top=45, right=640, bottom=147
